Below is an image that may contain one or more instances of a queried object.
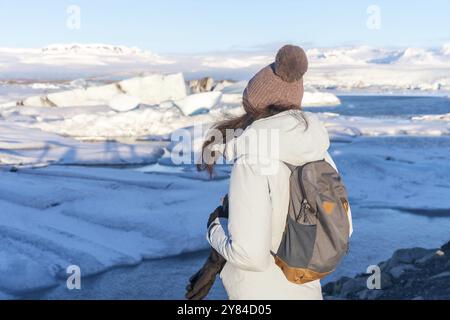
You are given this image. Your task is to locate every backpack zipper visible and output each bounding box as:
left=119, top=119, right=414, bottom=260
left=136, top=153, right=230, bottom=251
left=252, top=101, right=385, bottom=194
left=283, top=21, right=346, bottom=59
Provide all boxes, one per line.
left=296, top=164, right=312, bottom=222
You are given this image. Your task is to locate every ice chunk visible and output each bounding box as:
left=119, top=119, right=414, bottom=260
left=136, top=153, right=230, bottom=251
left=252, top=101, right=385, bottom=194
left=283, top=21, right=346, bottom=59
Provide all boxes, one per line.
left=214, top=81, right=247, bottom=94
left=220, top=93, right=242, bottom=106
left=45, top=84, right=117, bottom=107
left=174, top=92, right=222, bottom=116
left=3, top=74, right=187, bottom=108
left=108, top=95, right=141, bottom=112
left=412, top=113, right=450, bottom=122
left=119, top=73, right=187, bottom=105
left=303, top=91, right=341, bottom=107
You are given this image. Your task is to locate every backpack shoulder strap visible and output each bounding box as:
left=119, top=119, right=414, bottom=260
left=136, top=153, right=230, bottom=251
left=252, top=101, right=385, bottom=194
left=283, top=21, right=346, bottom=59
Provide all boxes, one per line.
left=282, top=161, right=298, bottom=173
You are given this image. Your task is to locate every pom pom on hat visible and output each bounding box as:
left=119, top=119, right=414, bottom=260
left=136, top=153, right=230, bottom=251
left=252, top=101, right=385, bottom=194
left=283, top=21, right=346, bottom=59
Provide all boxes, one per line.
left=274, top=45, right=309, bottom=83
left=242, top=44, right=309, bottom=113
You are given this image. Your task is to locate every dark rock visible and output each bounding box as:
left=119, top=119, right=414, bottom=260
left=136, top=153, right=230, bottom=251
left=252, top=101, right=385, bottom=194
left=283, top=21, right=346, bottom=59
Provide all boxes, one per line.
left=378, top=261, right=388, bottom=271
left=388, top=264, right=418, bottom=279
left=441, top=241, right=450, bottom=254
left=416, top=251, right=440, bottom=265
left=339, top=278, right=367, bottom=298
left=404, top=279, right=415, bottom=288
left=380, top=272, right=394, bottom=289
left=358, top=289, right=383, bottom=300
left=388, top=248, right=435, bottom=267
left=323, top=295, right=346, bottom=300
left=322, top=276, right=351, bottom=296
left=188, top=77, right=215, bottom=94
left=429, top=271, right=450, bottom=280
left=323, top=240, right=450, bottom=300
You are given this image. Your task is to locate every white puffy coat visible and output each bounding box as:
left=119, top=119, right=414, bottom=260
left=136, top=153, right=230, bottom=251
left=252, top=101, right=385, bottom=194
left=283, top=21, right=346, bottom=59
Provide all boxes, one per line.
left=207, top=110, right=353, bottom=300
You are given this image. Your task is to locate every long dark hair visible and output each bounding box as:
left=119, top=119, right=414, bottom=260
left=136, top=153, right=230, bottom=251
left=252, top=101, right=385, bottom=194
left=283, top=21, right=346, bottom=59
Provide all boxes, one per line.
left=198, top=101, right=305, bottom=176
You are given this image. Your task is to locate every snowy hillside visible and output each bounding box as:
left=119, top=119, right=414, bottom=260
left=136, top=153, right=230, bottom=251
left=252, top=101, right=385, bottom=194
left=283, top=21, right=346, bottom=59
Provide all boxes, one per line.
left=1, top=43, right=450, bottom=93
left=0, top=43, right=176, bottom=81
left=174, top=45, right=450, bottom=93
left=42, top=43, right=149, bottom=55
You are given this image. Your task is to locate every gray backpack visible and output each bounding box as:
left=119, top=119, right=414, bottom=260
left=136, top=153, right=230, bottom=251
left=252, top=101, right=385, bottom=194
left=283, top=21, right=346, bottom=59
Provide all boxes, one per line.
left=274, top=160, right=350, bottom=284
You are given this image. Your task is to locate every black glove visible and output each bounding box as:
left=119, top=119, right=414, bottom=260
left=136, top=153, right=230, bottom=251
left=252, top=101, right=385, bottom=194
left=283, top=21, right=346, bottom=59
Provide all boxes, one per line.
left=186, top=195, right=229, bottom=300
left=222, top=194, right=229, bottom=218
left=207, top=194, right=229, bottom=228
left=185, top=248, right=226, bottom=300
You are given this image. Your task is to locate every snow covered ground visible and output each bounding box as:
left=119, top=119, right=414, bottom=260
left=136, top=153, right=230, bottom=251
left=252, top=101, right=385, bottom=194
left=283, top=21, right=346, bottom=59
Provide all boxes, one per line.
left=2, top=135, right=450, bottom=299
left=0, top=45, right=450, bottom=299
left=0, top=165, right=228, bottom=297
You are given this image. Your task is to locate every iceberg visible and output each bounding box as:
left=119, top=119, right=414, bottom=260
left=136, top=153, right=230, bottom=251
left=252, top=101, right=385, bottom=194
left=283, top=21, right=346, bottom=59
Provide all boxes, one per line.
left=108, top=95, right=141, bottom=112
left=1, top=73, right=187, bottom=109
left=174, top=92, right=222, bottom=116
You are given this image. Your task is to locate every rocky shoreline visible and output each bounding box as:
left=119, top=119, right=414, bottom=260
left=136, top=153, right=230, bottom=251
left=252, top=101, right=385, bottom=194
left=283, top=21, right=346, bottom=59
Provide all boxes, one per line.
left=323, top=241, right=450, bottom=300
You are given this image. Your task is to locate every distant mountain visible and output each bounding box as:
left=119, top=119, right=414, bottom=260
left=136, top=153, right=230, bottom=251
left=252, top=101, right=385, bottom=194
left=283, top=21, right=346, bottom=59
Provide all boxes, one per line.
left=41, top=43, right=145, bottom=56
left=306, top=45, right=450, bottom=66
left=0, top=43, right=449, bottom=92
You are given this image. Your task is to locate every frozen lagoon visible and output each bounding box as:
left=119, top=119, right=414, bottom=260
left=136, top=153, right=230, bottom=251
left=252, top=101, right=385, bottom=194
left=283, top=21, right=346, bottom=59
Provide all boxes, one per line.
left=1, top=96, right=450, bottom=299
left=17, top=135, right=450, bottom=300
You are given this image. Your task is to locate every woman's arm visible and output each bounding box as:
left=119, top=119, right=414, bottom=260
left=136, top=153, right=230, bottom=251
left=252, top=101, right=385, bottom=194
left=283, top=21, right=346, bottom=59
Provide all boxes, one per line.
left=207, top=158, right=273, bottom=272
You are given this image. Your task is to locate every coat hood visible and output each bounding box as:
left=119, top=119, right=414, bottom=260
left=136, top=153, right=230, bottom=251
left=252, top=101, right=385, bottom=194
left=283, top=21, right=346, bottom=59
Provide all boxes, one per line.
left=217, top=110, right=330, bottom=167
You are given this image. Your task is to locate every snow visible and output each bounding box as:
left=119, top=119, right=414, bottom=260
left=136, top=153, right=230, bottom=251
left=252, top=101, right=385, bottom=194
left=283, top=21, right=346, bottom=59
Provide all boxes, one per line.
left=118, top=73, right=187, bottom=105
left=0, top=121, right=164, bottom=166
left=0, top=165, right=228, bottom=296
left=1, top=43, right=450, bottom=94
left=303, top=91, right=341, bottom=107
left=0, top=44, right=177, bottom=83
left=201, top=55, right=272, bottom=69
left=29, top=83, right=61, bottom=90
left=442, top=44, right=450, bottom=56
left=412, top=113, right=450, bottom=122
left=319, top=113, right=450, bottom=137
left=108, top=95, right=141, bottom=112
left=220, top=93, right=243, bottom=106
left=0, top=72, right=342, bottom=142
left=42, top=43, right=150, bottom=56
left=214, top=81, right=247, bottom=94
left=175, top=44, right=450, bottom=94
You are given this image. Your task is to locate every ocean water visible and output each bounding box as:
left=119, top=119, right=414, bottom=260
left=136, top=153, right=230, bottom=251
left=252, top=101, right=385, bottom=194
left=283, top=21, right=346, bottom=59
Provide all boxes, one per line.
left=306, top=95, right=450, bottom=118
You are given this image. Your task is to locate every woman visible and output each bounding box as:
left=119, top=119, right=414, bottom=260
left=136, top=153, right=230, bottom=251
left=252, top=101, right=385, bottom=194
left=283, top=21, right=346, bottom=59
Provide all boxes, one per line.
left=196, top=45, right=353, bottom=300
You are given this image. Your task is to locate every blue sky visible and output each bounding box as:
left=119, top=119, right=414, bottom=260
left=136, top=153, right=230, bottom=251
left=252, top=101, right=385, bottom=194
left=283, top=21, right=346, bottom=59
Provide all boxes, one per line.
left=0, top=0, right=449, bottom=53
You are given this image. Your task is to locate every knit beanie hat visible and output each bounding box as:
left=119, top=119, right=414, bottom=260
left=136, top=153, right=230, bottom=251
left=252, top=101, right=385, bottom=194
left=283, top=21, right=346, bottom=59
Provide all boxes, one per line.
left=243, top=45, right=308, bottom=115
